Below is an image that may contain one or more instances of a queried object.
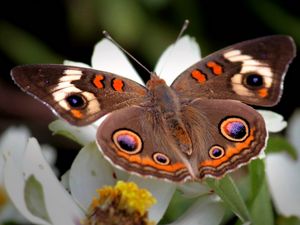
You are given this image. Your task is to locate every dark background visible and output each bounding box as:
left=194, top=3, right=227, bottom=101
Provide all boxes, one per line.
left=0, top=0, right=299, bottom=173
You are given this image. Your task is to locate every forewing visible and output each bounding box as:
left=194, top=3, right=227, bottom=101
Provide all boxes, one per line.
left=171, top=35, right=295, bottom=106
left=11, top=64, right=147, bottom=126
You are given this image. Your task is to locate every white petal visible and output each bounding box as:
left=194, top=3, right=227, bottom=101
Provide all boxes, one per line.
left=0, top=126, right=30, bottom=169
left=128, top=175, right=176, bottom=223
left=287, top=109, right=300, bottom=149
left=91, top=39, right=144, bottom=85
left=113, top=167, right=130, bottom=181
left=22, top=138, right=84, bottom=224
left=167, top=195, right=224, bottom=225
left=49, top=120, right=97, bottom=146
left=258, top=110, right=287, bottom=132
left=3, top=139, right=51, bottom=225
left=69, top=142, right=116, bottom=211
left=266, top=109, right=300, bottom=217
left=177, top=181, right=212, bottom=198
left=63, top=60, right=91, bottom=68
left=60, top=170, right=70, bottom=192
left=92, top=115, right=108, bottom=127
left=154, top=35, right=201, bottom=85
left=41, top=144, right=57, bottom=166
left=266, top=152, right=300, bottom=217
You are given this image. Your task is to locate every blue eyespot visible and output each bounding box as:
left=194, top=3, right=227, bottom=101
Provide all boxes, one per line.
left=220, top=117, right=249, bottom=142
left=153, top=152, right=170, bottom=165
left=117, top=135, right=137, bottom=152
left=66, top=94, right=85, bottom=108
left=209, top=146, right=225, bottom=159
left=245, top=74, right=263, bottom=88
left=225, top=121, right=246, bottom=139
left=113, top=129, right=142, bottom=154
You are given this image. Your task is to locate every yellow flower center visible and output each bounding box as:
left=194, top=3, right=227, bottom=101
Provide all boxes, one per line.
left=83, top=181, right=156, bottom=225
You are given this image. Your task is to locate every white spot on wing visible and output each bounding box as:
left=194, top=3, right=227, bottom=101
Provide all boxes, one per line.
left=50, top=81, right=74, bottom=92
left=224, top=48, right=274, bottom=95
left=231, top=74, right=255, bottom=96
left=52, top=86, right=81, bottom=102
left=51, top=73, right=101, bottom=116
left=52, top=75, right=83, bottom=109
left=63, top=69, right=83, bottom=75
left=241, top=66, right=273, bottom=77
left=223, top=50, right=241, bottom=58
left=60, top=75, right=82, bottom=81
left=228, top=55, right=252, bottom=62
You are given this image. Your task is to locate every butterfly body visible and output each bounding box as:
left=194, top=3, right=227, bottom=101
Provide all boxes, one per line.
left=11, top=35, right=296, bottom=182
left=145, top=74, right=193, bottom=155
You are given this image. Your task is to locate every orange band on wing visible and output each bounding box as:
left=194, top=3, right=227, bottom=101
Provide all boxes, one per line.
left=112, top=78, right=124, bottom=92
left=71, top=109, right=83, bottom=119
left=206, top=61, right=223, bottom=75
left=258, top=88, right=268, bottom=98
left=93, top=74, right=105, bottom=89
left=200, top=129, right=255, bottom=167
left=191, top=70, right=207, bottom=83
left=116, top=150, right=186, bottom=172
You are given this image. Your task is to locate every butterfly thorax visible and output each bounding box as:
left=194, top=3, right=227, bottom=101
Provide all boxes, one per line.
left=146, top=73, right=193, bottom=156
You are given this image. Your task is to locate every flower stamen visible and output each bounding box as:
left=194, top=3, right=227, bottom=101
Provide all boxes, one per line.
left=83, top=181, right=156, bottom=225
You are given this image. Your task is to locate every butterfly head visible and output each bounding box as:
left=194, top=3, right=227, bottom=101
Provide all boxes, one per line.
left=146, top=72, right=167, bottom=90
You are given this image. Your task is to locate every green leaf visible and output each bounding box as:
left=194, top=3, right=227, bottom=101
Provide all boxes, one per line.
left=277, top=216, right=300, bottom=225
left=265, top=135, right=297, bottom=160
left=24, top=175, right=51, bottom=223
left=250, top=180, right=274, bottom=225
left=206, top=175, right=251, bottom=223
left=248, top=160, right=274, bottom=225
left=248, top=159, right=265, bottom=203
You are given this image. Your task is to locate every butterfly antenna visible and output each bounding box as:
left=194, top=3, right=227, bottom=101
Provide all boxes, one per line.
left=157, top=19, right=190, bottom=76
left=102, top=30, right=152, bottom=75
left=176, top=19, right=190, bottom=42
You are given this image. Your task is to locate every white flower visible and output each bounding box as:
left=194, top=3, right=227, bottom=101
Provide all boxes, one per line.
left=266, top=109, right=300, bottom=218
left=3, top=137, right=84, bottom=225
left=258, top=110, right=287, bottom=133
left=0, top=127, right=29, bottom=223
left=0, top=126, right=57, bottom=224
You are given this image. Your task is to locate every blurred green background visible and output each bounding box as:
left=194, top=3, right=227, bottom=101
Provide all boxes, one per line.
left=0, top=0, right=299, bottom=172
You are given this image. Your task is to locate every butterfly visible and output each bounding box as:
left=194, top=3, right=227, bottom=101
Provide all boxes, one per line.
left=11, top=35, right=296, bottom=182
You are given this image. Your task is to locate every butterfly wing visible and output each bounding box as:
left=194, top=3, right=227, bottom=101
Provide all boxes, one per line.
left=11, top=64, right=148, bottom=126
left=171, top=35, right=296, bottom=106
left=96, top=106, right=194, bottom=182
left=97, top=99, right=267, bottom=181
left=181, top=98, right=267, bottom=179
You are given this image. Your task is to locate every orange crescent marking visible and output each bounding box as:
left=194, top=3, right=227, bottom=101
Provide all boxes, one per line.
left=258, top=88, right=268, bottom=98
left=206, top=61, right=223, bottom=75
left=71, top=109, right=83, bottom=119
left=112, top=79, right=124, bottom=92
left=191, top=70, right=207, bottom=83
left=200, top=129, right=255, bottom=167
left=93, top=74, right=105, bottom=89
left=116, top=150, right=186, bottom=172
